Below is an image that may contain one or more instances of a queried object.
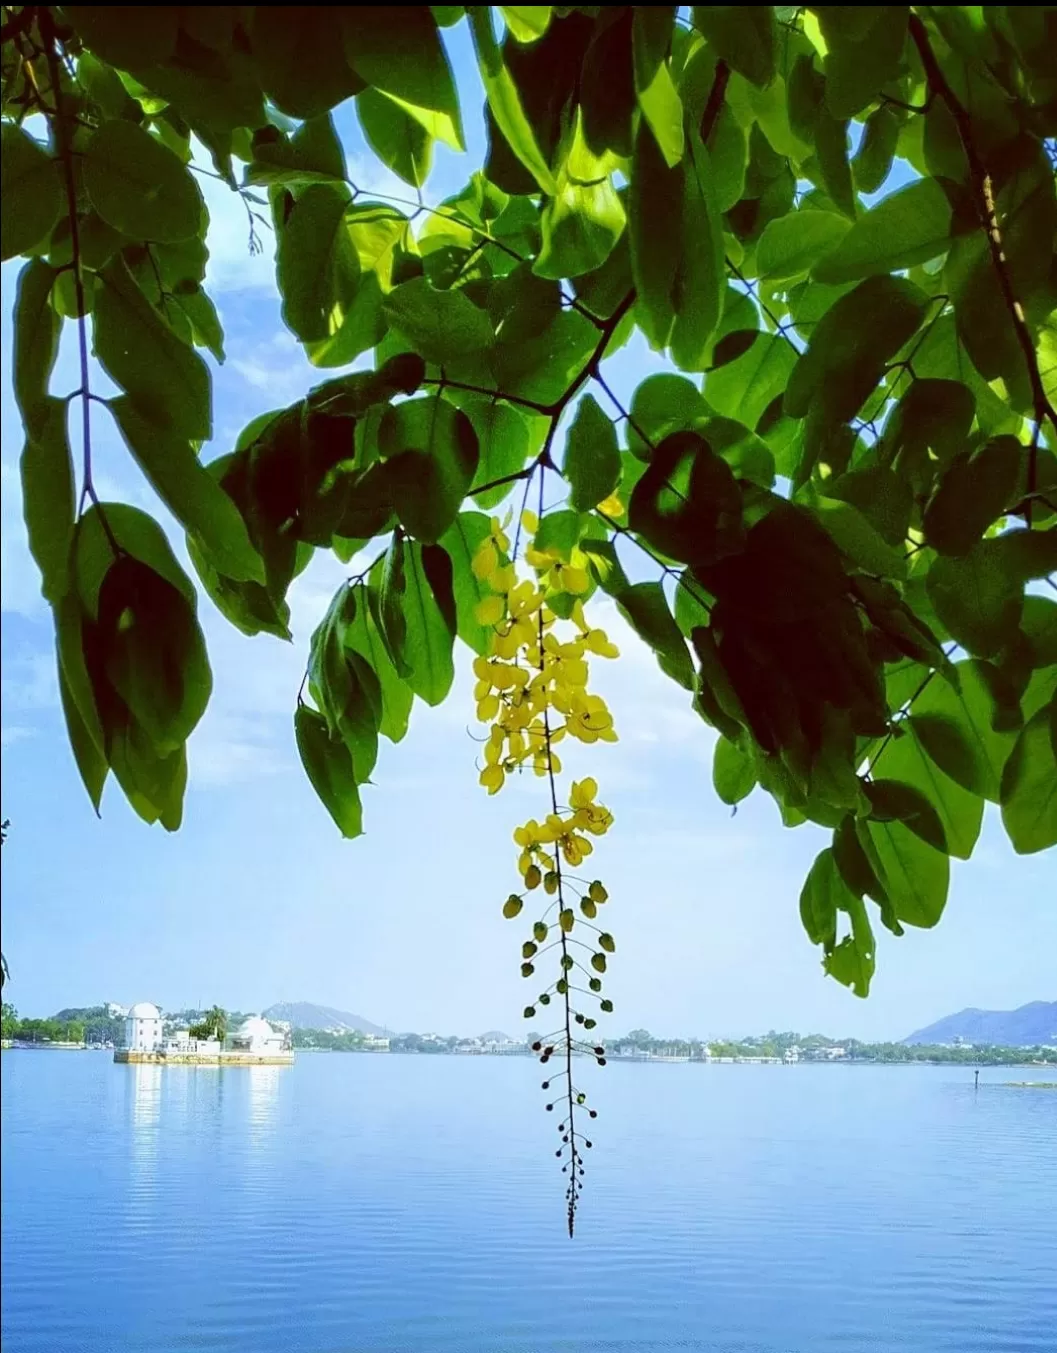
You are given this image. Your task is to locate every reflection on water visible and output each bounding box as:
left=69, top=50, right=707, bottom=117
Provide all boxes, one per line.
left=247, top=1065, right=281, bottom=1141
left=127, top=1064, right=162, bottom=1208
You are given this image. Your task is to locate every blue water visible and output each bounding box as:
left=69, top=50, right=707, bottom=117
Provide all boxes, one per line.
left=2, top=1053, right=1055, bottom=1352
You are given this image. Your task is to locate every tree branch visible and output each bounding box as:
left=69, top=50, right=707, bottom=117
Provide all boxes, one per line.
left=908, top=13, right=1057, bottom=516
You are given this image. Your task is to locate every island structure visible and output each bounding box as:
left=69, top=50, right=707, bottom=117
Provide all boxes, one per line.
left=114, top=1003, right=293, bottom=1066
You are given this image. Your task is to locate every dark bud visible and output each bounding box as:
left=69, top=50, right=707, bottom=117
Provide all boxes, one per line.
left=545, top=1103, right=553, bottom=1111
left=574, top=1012, right=584, bottom=1024
left=583, top=1018, right=596, bottom=1030
left=542, top=1080, right=550, bottom=1090
left=589, top=978, right=602, bottom=992
left=531, top=1041, right=542, bottom=1052
left=597, top=1056, right=607, bottom=1066
left=545, top=1045, right=555, bottom=1056
left=556, top=1149, right=562, bottom=1157
left=593, top=1046, right=604, bottom=1056
left=585, top=1140, right=593, bottom=1149
left=588, top=1109, right=598, bottom=1118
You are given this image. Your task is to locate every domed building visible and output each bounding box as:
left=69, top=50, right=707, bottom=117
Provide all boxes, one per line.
left=227, top=1016, right=287, bottom=1056
left=125, top=1002, right=163, bottom=1053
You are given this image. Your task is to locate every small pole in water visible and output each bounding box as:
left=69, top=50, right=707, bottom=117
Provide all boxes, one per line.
left=974, top=1068, right=980, bottom=1091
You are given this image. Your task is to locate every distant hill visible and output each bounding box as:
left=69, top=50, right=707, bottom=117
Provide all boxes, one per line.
left=904, top=1001, right=1057, bottom=1047
left=263, top=1002, right=387, bottom=1036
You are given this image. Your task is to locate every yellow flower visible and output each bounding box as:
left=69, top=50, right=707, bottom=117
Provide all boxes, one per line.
left=480, top=764, right=505, bottom=794
left=472, top=540, right=498, bottom=580
left=570, top=778, right=598, bottom=808
left=488, top=563, right=517, bottom=595
left=521, top=509, right=539, bottom=534
left=556, top=564, right=590, bottom=595
left=474, top=595, right=506, bottom=627
left=476, top=693, right=500, bottom=722
left=585, top=628, right=620, bottom=659
left=597, top=492, right=623, bottom=517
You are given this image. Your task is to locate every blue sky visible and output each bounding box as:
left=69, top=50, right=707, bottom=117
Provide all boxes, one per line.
left=2, top=24, right=1053, bottom=1037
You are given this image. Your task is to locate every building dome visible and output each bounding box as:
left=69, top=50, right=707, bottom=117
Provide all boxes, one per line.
left=128, top=1001, right=161, bottom=1019
left=236, top=1016, right=275, bottom=1041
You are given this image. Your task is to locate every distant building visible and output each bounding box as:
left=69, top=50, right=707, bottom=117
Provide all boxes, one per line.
left=115, top=1006, right=292, bottom=1066
left=125, top=1002, right=164, bottom=1052
left=784, top=1046, right=801, bottom=1063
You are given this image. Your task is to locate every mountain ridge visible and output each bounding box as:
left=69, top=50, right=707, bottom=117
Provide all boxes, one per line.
left=262, top=1001, right=388, bottom=1036
left=903, top=1001, right=1057, bottom=1047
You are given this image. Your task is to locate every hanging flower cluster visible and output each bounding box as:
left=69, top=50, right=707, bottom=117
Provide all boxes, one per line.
left=470, top=510, right=620, bottom=1235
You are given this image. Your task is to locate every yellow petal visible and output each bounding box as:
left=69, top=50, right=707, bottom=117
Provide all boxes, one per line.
left=479, top=764, right=505, bottom=794
left=474, top=595, right=506, bottom=626
left=471, top=542, right=498, bottom=580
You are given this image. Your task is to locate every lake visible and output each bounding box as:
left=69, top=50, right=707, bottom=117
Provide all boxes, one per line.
left=2, top=1052, right=1055, bottom=1352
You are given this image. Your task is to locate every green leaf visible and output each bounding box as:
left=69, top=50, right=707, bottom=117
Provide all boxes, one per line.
left=377, top=535, right=411, bottom=677
left=0, top=125, right=62, bottom=261
left=82, top=119, right=204, bottom=244
left=813, top=178, right=952, bottom=284
left=57, top=663, right=108, bottom=815
left=564, top=395, right=620, bottom=512
left=383, top=277, right=494, bottom=363
left=356, top=88, right=434, bottom=188
left=439, top=512, right=496, bottom=656
left=874, top=721, right=983, bottom=860
left=927, top=543, right=1023, bottom=657
left=500, top=6, right=551, bottom=42
left=1000, top=698, right=1057, bottom=854
left=757, top=210, right=851, bottom=283
left=632, top=7, right=683, bottom=168
left=865, top=816, right=949, bottom=930
left=345, top=583, right=414, bottom=743
left=581, top=538, right=631, bottom=597
left=818, top=7, right=909, bottom=120
left=626, top=373, right=708, bottom=459
left=96, top=554, right=212, bottom=753
left=276, top=185, right=362, bottom=347
left=251, top=7, right=364, bottom=120
left=535, top=115, right=626, bottom=281
left=691, top=5, right=776, bottom=88
left=13, top=260, right=61, bottom=436
left=343, top=6, right=464, bottom=151
left=799, top=847, right=845, bottom=948
left=464, top=398, right=534, bottom=510
left=852, top=104, right=899, bottom=194
left=814, top=114, right=857, bottom=219
left=108, top=724, right=187, bottom=832
left=401, top=541, right=456, bottom=705
left=93, top=258, right=211, bottom=439
left=628, top=120, right=681, bottom=350
left=922, top=436, right=1022, bottom=557
left=469, top=6, right=556, bottom=194
left=910, top=659, right=1017, bottom=801
left=616, top=581, right=695, bottom=690
left=713, top=736, right=756, bottom=806
left=61, top=7, right=179, bottom=71
left=108, top=397, right=262, bottom=584
left=295, top=705, right=364, bottom=839
left=629, top=430, right=743, bottom=567
left=173, top=286, right=225, bottom=363
left=810, top=496, right=906, bottom=579
left=245, top=116, right=348, bottom=188
left=705, top=333, right=797, bottom=432
left=187, top=535, right=292, bottom=641
left=20, top=397, right=75, bottom=604
left=822, top=908, right=875, bottom=997
left=785, top=276, right=927, bottom=423
left=865, top=779, right=948, bottom=855
left=378, top=396, right=479, bottom=543
left=74, top=501, right=197, bottom=617
left=670, top=135, right=725, bottom=371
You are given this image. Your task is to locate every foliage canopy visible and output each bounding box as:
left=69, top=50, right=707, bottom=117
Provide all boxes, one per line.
left=3, top=2, right=1056, bottom=1225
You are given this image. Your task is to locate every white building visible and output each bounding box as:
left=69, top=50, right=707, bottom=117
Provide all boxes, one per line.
left=125, top=1002, right=163, bottom=1052
left=226, top=1016, right=287, bottom=1056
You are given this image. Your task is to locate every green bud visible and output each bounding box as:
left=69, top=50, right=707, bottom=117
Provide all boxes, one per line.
left=522, top=940, right=538, bottom=959
left=521, top=962, right=535, bottom=977
left=544, top=870, right=559, bottom=895
left=590, top=952, right=607, bottom=973
left=588, top=880, right=608, bottom=903
left=599, top=932, right=615, bottom=953
left=600, top=998, right=613, bottom=1013
left=533, top=921, right=548, bottom=942
left=580, top=898, right=597, bottom=919
left=559, top=908, right=574, bottom=933
left=525, top=865, right=542, bottom=890
left=502, top=895, right=523, bottom=919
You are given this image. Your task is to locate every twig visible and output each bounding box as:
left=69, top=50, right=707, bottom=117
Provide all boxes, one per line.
left=908, top=14, right=1057, bottom=519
